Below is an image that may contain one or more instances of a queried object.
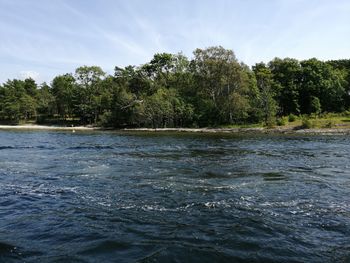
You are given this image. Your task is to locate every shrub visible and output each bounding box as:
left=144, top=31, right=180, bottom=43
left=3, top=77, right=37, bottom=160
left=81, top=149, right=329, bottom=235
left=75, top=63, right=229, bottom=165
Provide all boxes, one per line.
left=310, top=96, right=321, bottom=116
left=276, top=118, right=286, bottom=126
left=342, top=110, right=350, bottom=117
left=301, top=118, right=315, bottom=129
left=288, top=114, right=297, bottom=122
left=99, top=111, right=112, bottom=127
left=266, top=119, right=276, bottom=129
left=323, top=120, right=335, bottom=128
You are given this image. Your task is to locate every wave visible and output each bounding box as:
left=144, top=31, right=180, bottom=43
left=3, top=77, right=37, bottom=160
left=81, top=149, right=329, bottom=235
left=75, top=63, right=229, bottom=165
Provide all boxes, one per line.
left=78, top=240, right=131, bottom=255
left=67, top=145, right=114, bottom=150
left=0, top=145, right=55, bottom=150
left=0, top=146, right=15, bottom=150
left=2, top=184, right=79, bottom=198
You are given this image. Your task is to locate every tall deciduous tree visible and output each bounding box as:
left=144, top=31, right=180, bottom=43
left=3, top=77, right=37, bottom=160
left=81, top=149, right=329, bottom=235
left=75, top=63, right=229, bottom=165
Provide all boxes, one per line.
left=300, top=58, right=346, bottom=113
left=253, top=63, right=277, bottom=126
left=51, top=74, right=76, bottom=119
left=191, top=46, right=254, bottom=125
left=74, top=66, right=105, bottom=124
left=36, top=82, right=55, bottom=119
left=268, top=58, right=301, bottom=115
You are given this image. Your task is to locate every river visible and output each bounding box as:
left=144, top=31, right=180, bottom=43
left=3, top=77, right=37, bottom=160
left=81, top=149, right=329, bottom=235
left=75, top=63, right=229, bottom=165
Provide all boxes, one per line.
left=0, top=130, right=349, bottom=262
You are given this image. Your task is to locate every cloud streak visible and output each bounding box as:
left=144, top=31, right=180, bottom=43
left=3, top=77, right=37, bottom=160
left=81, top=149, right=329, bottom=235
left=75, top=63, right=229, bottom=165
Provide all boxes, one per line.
left=0, top=0, right=349, bottom=84
left=19, top=70, right=40, bottom=82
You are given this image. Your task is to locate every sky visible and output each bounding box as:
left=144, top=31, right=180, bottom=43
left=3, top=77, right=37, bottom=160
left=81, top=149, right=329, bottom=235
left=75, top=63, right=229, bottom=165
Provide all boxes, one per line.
left=0, top=0, right=350, bottom=84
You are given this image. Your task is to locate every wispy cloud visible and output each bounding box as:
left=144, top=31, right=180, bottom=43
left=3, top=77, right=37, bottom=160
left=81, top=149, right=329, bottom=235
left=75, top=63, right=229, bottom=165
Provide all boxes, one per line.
left=19, top=70, right=40, bottom=82
left=0, top=0, right=349, bottom=84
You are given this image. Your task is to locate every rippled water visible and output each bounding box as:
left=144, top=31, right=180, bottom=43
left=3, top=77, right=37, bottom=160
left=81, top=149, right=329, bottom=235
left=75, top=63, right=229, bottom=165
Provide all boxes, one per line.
left=0, top=130, right=350, bottom=262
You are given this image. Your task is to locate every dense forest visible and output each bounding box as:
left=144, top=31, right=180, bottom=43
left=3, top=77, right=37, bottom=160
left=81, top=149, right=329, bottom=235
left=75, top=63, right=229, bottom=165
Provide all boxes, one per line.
left=1, top=46, right=349, bottom=128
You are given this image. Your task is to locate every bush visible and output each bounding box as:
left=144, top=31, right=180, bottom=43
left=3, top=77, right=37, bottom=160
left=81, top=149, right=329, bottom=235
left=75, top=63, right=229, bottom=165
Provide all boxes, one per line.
left=323, top=120, right=335, bottom=128
left=301, top=118, right=315, bottom=129
left=98, top=111, right=112, bottom=127
left=310, top=96, right=321, bottom=116
left=288, top=114, right=297, bottom=122
left=266, top=119, right=276, bottom=129
left=276, top=118, right=286, bottom=126
left=342, top=110, right=350, bottom=117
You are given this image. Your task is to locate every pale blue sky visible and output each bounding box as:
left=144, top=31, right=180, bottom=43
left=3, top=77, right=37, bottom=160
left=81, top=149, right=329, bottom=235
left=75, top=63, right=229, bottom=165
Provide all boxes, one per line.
left=0, top=0, right=349, bottom=84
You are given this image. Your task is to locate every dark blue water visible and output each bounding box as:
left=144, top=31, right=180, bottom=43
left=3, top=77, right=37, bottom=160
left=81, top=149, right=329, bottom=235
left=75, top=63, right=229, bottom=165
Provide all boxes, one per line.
left=0, top=131, right=349, bottom=262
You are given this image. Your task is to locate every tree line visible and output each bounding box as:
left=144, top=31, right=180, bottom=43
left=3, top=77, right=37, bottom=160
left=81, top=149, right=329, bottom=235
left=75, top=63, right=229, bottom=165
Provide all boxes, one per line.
left=0, top=46, right=349, bottom=128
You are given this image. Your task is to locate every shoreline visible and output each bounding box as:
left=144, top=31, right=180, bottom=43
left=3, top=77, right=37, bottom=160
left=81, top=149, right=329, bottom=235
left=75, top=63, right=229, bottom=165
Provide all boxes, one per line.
left=1, top=124, right=350, bottom=134
left=0, top=124, right=97, bottom=131
left=123, top=127, right=350, bottom=135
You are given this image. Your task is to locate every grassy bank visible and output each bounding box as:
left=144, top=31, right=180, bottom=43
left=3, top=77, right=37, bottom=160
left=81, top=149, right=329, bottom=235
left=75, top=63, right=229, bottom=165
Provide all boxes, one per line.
left=220, top=113, right=350, bottom=130
left=2, top=113, right=350, bottom=134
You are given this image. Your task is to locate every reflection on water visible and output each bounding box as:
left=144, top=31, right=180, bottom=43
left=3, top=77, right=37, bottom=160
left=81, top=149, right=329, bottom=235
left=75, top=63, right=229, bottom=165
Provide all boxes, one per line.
left=0, top=131, right=350, bottom=262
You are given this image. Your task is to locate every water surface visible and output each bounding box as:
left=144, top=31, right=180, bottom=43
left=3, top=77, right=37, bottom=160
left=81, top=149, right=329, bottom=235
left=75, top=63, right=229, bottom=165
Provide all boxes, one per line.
left=0, top=131, right=349, bottom=262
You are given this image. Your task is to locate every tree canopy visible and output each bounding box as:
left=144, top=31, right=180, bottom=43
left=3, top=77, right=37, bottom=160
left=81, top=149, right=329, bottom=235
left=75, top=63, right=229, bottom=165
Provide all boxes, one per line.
left=0, top=47, right=349, bottom=127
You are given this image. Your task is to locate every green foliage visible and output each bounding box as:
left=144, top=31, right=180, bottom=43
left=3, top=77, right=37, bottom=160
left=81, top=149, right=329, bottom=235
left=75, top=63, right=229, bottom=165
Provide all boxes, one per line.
left=253, top=63, right=278, bottom=126
left=342, top=110, right=350, bottom=117
left=268, top=58, right=301, bottom=115
left=323, top=120, right=335, bottom=128
left=74, top=66, right=106, bottom=124
left=191, top=46, right=256, bottom=125
left=75, top=66, right=105, bottom=87
left=142, top=88, right=194, bottom=128
left=266, top=118, right=276, bottom=129
left=51, top=74, right=75, bottom=119
left=0, top=48, right=350, bottom=128
left=299, top=58, right=347, bottom=113
left=276, top=118, right=286, bottom=126
left=0, top=79, right=38, bottom=122
left=288, top=114, right=297, bottom=122
left=310, top=96, right=321, bottom=115
left=36, top=83, right=55, bottom=116
left=98, top=111, right=113, bottom=127
left=301, top=118, right=315, bottom=129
